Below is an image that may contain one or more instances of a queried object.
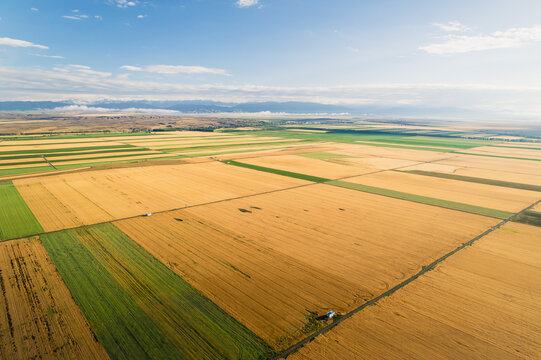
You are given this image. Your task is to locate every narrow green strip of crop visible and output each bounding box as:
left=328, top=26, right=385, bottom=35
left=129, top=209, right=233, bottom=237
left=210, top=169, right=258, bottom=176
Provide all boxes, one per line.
left=40, top=230, right=183, bottom=360
left=399, top=170, right=541, bottom=192
left=297, top=152, right=351, bottom=160
left=0, top=166, right=54, bottom=177
left=68, top=224, right=273, bottom=359
left=0, top=144, right=136, bottom=156
left=226, top=160, right=330, bottom=182
left=0, top=182, right=43, bottom=240
left=327, top=180, right=514, bottom=219
left=512, top=210, right=541, bottom=227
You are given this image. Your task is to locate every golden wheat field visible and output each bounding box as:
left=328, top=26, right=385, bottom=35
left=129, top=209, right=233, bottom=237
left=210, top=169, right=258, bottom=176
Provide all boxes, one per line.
left=0, top=237, right=109, bottom=359
left=290, top=222, right=541, bottom=360
left=345, top=170, right=539, bottom=212
left=116, top=183, right=499, bottom=348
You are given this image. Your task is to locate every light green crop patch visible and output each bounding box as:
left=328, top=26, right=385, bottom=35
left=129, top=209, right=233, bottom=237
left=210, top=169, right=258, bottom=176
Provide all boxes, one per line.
left=0, top=182, right=43, bottom=240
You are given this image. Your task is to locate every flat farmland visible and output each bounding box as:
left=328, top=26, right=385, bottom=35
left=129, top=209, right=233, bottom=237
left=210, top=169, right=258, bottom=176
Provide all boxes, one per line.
left=290, top=222, right=541, bottom=360
left=345, top=171, right=540, bottom=213
left=240, top=155, right=373, bottom=179
left=0, top=237, right=109, bottom=359
left=460, top=145, right=541, bottom=160
left=41, top=224, right=272, bottom=359
left=321, top=143, right=453, bottom=162
left=117, top=184, right=498, bottom=349
left=402, top=156, right=541, bottom=187
left=0, top=182, right=43, bottom=240
left=14, top=161, right=307, bottom=231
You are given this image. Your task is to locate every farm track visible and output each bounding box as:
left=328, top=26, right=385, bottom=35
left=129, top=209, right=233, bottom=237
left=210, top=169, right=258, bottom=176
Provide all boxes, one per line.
left=272, top=198, right=541, bottom=360
left=41, top=155, right=57, bottom=170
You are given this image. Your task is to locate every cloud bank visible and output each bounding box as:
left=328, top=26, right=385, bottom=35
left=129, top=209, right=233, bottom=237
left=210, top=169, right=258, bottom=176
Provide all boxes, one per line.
left=421, top=25, right=541, bottom=54
left=121, top=64, right=230, bottom=75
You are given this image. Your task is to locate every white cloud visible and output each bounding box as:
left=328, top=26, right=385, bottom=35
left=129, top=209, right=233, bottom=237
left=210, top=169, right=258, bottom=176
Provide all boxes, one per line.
left=0, top=37, right=48, bottom=49
left=120, top=65, right=143, bottom=71
left=4, top=65, right=541, bottom=118
left=121, top=64, right=230, bottom=75
left=62, top=15, right=83, bottom=20
left=31, top=7, right=39, bottom=12
left=432, top=21, right=470, bottom=32
left=32, top=54, right=65, bottom=59
left=236, top=0, right=259, bottom=8
left=72, top=9, right=79, bottom=13
left=110, top=0, right=137, bottom=8
left=137, top=14, right=147, bottom=19
left=95, top=15, right=103, bottom=20
left=421, top=25, right=541, bottom=55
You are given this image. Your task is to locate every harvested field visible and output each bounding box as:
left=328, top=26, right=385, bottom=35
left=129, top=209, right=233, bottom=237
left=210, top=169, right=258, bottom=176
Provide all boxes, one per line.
left=42, top=224, right=272, bottom=359
left=345, top=171, right=540, bottom=213
left=328, top=143, right=452, bottom=161
left=240, top=155, right=371, bottom=179
left=462, top=146, right=541, bottom=160
left=14, top=161, right=307, bottom=229
left=328, top=156, right=420, bottom=170
left=290, top=222, right=541, bottom=360
left=117, top=184, right=498, bottom=348
left=48, top=153, right=174, bottom=166
left=0, top=182, right=43, bottom=240
left=403, top=159, right=541, bottom=187
left=437, top=154, right=541, bottom=176
left=0, top=237, right=109, bottom=359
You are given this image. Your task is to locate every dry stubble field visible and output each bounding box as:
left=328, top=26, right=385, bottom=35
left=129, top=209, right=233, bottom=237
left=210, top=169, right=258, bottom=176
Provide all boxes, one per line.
left=290, top=222, right=541, bottom=360
left=0, top=237, right=108, bottom=359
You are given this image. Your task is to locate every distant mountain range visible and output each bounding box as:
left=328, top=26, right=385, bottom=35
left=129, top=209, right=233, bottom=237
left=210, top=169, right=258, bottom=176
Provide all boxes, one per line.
left=0, top=100, right=496, bottom=119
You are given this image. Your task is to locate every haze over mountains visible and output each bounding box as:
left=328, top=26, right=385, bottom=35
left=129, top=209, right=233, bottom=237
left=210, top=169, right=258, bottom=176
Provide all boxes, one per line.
left=0, top=100, right=500, bottom=119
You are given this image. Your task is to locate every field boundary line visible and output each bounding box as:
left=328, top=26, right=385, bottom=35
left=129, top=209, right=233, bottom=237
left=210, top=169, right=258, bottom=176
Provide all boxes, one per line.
left=41, top=155, right=57, bottom=170
left=272, top=198, right=541, bottom=360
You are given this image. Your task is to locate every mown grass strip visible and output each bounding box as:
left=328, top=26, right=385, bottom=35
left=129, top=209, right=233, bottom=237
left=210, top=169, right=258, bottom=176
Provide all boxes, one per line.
left=49, top=224, right=274, bottom=359
left=225, top=160, right=330, bottom=183
left=0, top=182, right=43, bottom=240
left=40, top=230, right=184, bottom=360
left=512, top=210, right=541, bottom=227
left=327, top=180, right=514, bottom=219
left=400, top=170, right=541, bottom=192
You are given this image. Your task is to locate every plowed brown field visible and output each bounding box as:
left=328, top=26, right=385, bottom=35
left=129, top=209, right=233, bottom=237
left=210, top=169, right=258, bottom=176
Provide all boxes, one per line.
left=0, top=237, right=109, bottom=359
left=290, top=222, right=541, bottom=360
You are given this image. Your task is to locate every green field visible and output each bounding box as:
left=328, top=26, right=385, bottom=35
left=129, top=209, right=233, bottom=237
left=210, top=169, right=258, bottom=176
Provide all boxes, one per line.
left=42, top=224, right=273, bottom=360
left=513, top=210, right=541, bottom=227
left=226, top=160, right=330, bottom=183
left=0, top=182, right=43, bottom=240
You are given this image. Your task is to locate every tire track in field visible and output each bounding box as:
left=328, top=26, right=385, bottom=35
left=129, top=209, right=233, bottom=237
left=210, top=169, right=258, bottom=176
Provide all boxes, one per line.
left=272, top=198, right=541, bottom=360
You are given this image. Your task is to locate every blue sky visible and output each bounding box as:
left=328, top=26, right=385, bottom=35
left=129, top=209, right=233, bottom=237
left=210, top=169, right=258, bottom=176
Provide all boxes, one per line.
left=1, top=0, right=541, bottom=116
